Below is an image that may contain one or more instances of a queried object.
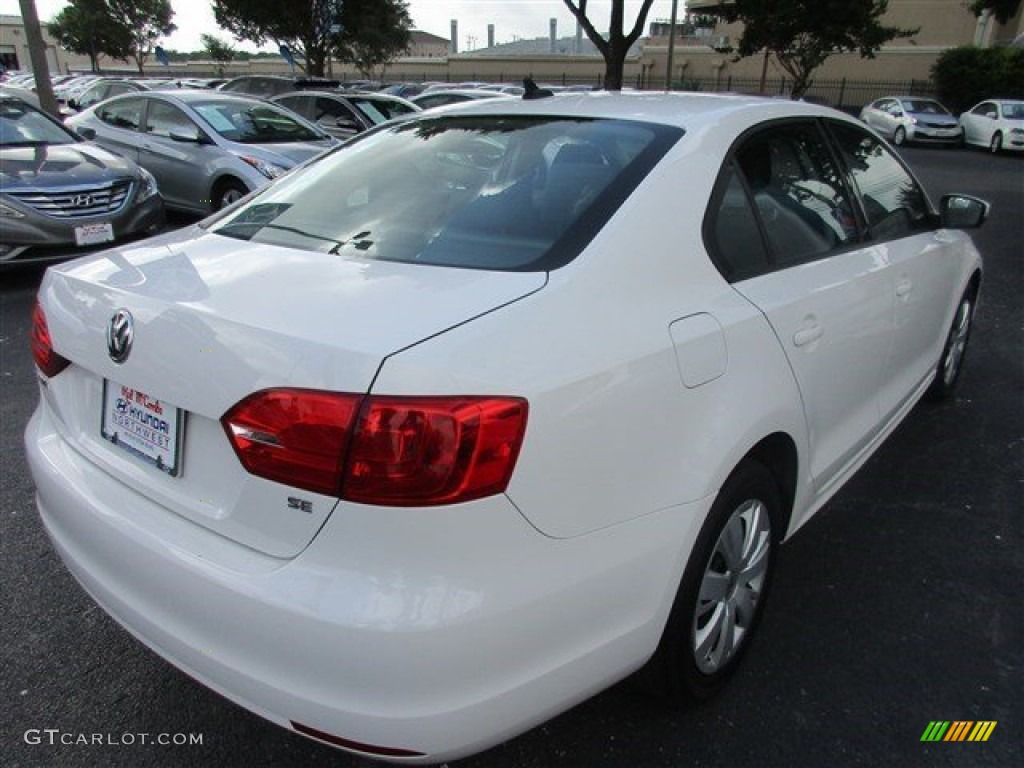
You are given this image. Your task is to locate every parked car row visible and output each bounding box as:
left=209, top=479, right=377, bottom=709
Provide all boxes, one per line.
left=859, top=95, right=1024, bottom=153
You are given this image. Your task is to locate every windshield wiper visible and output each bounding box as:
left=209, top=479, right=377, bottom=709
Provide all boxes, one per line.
left=215, top=221, right=346, bottom=249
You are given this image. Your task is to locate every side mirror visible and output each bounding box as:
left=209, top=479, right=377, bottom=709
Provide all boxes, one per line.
left=940, top=194, right=989, bottom=229
left=169, top=127, right=203, bottom=143
left=76, top=126, right=96, bottom=141
left=67, top=98, right=79, bottom=110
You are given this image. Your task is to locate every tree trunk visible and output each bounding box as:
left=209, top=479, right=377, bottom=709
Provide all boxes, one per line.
left=18, top=0, right=59, bottom=117
left=604, top=42, right=626, bottom=90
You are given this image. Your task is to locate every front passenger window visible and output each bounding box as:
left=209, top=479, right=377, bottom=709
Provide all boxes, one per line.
left=828, top=121, right=930, bottom=241
left=145, top=100, right=198, bottom=139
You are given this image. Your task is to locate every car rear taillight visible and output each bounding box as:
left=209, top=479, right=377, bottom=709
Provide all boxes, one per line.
left=30, top=300, right=70, bottom=378
left=222, top=389, right=362, bottom=496
left=222, top=390, right=528, bottom=505
left=345, top=396, right=528, bottom=506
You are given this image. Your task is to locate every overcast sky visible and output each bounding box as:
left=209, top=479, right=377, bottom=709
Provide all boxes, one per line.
left=1, top=0, right=684, bottom=52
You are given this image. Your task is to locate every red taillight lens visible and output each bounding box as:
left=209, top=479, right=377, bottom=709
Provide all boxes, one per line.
left=222, top=390, right=528, bottom=505
left=345, top=396, right=528, bottom=506
left=222, top=389, right=363, bottom=496
left=30, top=300, right=70, bottom=378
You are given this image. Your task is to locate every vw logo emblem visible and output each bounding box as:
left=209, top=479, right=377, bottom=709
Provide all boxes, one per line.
left=107, top=309, right=134, bottom=364
left=71, top=194, right=94, bottom=208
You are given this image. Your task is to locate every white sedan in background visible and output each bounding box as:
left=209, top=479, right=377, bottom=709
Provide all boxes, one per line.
left=959, top=98, right=1024, bottom=153
left=27, top=93, right=986, bottom=763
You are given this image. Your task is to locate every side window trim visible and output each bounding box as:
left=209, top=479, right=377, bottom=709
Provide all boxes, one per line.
left=701, top=158, right=773, bottom=282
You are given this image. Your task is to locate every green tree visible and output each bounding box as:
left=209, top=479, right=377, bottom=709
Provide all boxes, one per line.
left=107, top=0, right=176, bottom=74
left=969, top=0, right=1021, bottom=24
left=721, top=0, right=918, bottom=99
left=932, top=46, right=1024, bottom=114
left=46, top=0, right=132, bottom=73
left=562, top=0, right=656, bottom=91
left=333, top=0, right=412, bottom=77
left=201, top=33, right=236, bottom=77
left=212, top=0, right=412, bottom=78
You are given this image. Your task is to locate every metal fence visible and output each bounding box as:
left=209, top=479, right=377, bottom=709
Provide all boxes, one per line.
left=368, top=72, right=936, bottom=110
left=644, top=75, right=937, bottom=110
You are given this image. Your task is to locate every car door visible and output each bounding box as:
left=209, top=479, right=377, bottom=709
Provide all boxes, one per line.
left=863, top=99, right=890, bottom=134
left=828, top=120, right=962, bottom=419
left=963, top=102, right=995, bottom=145
left=91, top=96, right=145, bottom=162
left=138, top=97, right=209, bottom=211
left=720, top=121, right=894, bottom=493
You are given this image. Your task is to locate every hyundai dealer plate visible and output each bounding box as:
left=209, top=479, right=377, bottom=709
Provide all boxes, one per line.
left=74, top=222, right=114, bottom=247
left=101, top=381, right=184, bottom=476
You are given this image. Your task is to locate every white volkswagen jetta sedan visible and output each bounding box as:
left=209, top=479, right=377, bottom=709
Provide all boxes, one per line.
left=27, top=92, right=986, bottom=762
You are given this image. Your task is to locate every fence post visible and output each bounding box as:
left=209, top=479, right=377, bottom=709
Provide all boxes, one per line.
left=838, top=77, right=846, bottom=108
left=726, top=74, right=732, bottom=91
left=779, top=78, right=786, bottom=95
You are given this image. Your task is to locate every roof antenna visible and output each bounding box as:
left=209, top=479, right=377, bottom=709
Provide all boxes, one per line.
left=523, top=77, right=554, bottom=100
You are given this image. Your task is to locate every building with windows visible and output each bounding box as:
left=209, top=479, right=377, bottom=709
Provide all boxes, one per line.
left=0, top=14, right=90, bottom=74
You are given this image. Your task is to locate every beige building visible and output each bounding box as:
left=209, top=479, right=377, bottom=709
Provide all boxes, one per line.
left=668, top=0, right=1024, bottom=83
left=0, top=14, right=90, bottom=74
left=406, top=30, right=450, bottom=58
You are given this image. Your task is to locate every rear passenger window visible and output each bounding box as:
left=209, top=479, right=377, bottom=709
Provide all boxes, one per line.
left=734, top=123, right=858, bottom=267
left=97, top=98, right=143, bottom=131
left=828, top=121, right=931, bottom=241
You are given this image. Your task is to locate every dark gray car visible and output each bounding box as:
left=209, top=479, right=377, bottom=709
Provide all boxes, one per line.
left=67, top=90, right=338, bottom=214
left=0, top=94, right=164, bottom=268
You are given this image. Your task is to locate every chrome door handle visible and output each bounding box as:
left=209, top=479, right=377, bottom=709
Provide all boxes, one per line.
left=896, top=278, right=912, bottom=298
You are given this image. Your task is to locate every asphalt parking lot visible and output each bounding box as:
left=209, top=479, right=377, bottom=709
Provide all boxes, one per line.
left=1, top=147, right=1021, bottom=768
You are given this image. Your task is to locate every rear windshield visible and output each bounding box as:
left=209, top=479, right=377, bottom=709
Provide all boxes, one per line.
left=207, top=115, right=681, bottom=271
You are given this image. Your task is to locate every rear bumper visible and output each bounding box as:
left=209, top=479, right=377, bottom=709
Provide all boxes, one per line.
left=26, top=401, right=703, bottom=762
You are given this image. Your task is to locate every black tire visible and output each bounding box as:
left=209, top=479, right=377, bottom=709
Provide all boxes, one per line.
left=989, top=132, right=1003, bottom=154
left=640, top=460, right=782, bottom=705
left=214, top=180, right=248, bottom=211
left=926, top=288, right=976, bottom=402
left=893, top=126, right=906, bottom=146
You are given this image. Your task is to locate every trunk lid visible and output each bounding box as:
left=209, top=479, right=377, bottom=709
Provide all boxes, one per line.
left=39, top=227, right=545, bottom=557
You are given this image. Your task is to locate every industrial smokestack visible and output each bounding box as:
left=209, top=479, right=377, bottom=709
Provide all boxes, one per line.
left=549, top=18, right=557, bottom=53
left=488, top=24, right=495, bottom=49
left=451, top=19, right=458, bottom=54
left=575, top=21, right=582, bottom=54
